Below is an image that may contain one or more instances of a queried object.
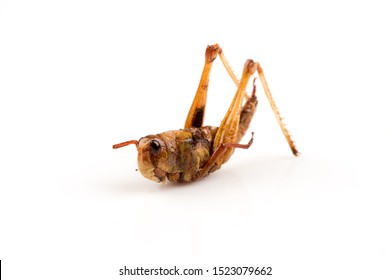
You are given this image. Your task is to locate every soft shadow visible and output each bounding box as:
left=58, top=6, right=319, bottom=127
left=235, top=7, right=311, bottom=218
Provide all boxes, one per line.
left=228, top=153, right=299, bottom=183
left=105, top=154, right=300, bottom=194
left=106, top=174, right=205, bottom=195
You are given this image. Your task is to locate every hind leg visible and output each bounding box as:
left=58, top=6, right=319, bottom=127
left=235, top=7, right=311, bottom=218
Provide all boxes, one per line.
left=184, top=44, right=241, bottom=128
left=195, top=60, right=257, bottom=179
left=256, top=64, right=298, bottom=155
left=212, top=60, right=258, bottom=158
left=213, top=60, right=299, bottom=157
left=197, top=58, right=299, bottom=179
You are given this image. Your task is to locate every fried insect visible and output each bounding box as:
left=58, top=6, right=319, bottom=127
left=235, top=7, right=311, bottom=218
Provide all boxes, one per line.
left=113, top=44, right=298, bottom=183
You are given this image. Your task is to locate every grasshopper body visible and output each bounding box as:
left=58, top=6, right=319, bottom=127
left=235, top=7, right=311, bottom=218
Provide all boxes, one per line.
left=114, top=44, right=298, bottom=183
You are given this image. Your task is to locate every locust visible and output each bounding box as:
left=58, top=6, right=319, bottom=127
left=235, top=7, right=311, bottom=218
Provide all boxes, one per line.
left=113, top=44, right=298, bottom=183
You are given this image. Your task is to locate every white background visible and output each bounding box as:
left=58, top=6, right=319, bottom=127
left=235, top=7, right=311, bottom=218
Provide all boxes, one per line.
left=1, top=0, right=389, bottom=279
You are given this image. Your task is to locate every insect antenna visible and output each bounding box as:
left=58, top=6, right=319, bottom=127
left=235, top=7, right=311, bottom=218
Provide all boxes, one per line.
left=112, top=140, right=139, bottom=149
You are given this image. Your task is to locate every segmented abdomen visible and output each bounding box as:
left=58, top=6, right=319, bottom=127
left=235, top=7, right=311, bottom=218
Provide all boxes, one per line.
left=157, top=126, right=218, bottom=182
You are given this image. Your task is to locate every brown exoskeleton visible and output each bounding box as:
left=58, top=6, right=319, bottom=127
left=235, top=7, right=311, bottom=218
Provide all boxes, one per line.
left=113, top=44, right=298, bottom=183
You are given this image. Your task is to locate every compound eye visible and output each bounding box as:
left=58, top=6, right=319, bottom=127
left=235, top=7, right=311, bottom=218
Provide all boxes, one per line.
left=150, top=140, right=161, bottom=156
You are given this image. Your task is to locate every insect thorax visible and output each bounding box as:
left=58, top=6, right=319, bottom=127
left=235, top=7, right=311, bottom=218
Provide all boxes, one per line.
left=156, top=126, right=218, bottom=182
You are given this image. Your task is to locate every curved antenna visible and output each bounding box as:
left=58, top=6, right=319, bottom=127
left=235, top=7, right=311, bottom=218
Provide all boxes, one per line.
left=112, top=140, right=139, bottom=149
